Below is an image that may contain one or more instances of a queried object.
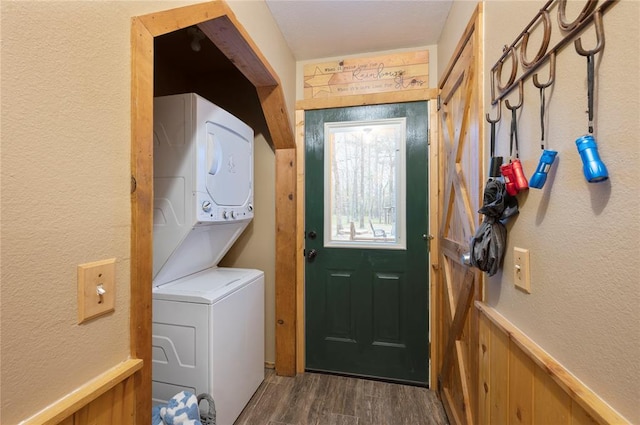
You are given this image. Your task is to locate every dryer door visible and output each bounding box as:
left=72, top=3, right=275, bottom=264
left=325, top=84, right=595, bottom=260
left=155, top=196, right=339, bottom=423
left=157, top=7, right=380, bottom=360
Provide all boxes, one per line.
left=205, top=122, right=252, bottom=207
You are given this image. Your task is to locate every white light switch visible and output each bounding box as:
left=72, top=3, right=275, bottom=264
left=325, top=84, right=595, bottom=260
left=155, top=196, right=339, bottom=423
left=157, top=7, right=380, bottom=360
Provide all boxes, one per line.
left=514, top=247, right=531, bottom=293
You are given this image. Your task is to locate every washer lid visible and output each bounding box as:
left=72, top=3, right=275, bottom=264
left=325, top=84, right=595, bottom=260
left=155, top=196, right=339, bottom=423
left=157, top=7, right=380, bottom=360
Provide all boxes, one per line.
left=152, top=267, right=263, bottom=304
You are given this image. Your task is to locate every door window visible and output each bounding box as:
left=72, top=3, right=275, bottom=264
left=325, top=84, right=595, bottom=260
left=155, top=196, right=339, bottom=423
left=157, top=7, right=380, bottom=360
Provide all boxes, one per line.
left=323, top=118, right=406, bottom=250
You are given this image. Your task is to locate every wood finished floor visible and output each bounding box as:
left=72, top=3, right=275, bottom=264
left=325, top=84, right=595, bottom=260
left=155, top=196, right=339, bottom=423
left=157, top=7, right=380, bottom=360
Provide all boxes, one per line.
left=234, top=369, right=449, bottom=425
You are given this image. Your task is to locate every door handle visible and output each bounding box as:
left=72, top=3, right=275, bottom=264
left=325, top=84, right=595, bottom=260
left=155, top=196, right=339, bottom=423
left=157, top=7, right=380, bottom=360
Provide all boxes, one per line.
left=307, top=231, right=317, bottom=240
left=307, top=249, right=318, bottom=262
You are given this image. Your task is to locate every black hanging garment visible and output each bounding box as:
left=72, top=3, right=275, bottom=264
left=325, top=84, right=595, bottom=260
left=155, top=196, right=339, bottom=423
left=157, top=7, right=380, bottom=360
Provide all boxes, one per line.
left=469, top=179, right=519, bottom=276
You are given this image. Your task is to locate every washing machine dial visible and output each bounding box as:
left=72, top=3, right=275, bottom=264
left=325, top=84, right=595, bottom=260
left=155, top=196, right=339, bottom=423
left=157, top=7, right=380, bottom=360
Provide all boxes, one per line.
left=201, top=200, right=212, bottom=213
left=223, top=210, right=230, bottom=219
left=231, top=211, right=237, bottom=219
left=248, top=204, right=254, bottom=212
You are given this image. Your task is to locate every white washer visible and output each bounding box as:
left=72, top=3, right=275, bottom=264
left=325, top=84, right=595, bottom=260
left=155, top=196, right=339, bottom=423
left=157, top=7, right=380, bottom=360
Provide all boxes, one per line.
left=151, top=93, right=264, bottom=425
left=152, top=267, right=264, bottom=425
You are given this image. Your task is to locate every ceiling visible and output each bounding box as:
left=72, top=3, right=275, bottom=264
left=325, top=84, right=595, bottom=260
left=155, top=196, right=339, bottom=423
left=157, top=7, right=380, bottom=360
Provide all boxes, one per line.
left=264, top=0, right=453, bottom=60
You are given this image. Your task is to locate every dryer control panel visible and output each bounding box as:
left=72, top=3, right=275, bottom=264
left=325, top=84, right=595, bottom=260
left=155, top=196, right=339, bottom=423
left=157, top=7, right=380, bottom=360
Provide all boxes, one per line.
left=196, top=196, right=253, bottom=222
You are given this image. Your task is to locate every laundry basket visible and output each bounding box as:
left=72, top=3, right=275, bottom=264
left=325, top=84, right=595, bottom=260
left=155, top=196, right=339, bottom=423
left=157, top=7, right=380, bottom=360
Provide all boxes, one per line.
left=197, top=393, right=216, bottom=425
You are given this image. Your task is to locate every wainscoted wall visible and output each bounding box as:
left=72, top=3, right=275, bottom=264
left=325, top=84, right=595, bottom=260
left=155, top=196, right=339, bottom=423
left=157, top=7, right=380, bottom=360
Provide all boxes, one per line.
left=438, top=1, right=639, bottom=422
left=477, top=303, right=628, bottom=425
left=21, top=359, right=141, bottom=425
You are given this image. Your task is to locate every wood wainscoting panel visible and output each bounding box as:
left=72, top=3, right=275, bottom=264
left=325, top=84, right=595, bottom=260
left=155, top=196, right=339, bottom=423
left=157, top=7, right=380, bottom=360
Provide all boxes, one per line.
left=533, top=364, right=571, bottom=425
left=489, top=316, right=509, bottom=425
left=72, top=374, right=136, bottom=425
left=508, top=343, right=534, bottom=425
left=21, top=359, right=142, bottom=425
left=476, top=302, right=629, bottom=425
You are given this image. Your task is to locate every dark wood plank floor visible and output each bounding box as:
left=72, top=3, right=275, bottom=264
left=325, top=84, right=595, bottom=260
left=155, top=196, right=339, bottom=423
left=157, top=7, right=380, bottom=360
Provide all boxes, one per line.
left=234, top=369, right=449, bottom=425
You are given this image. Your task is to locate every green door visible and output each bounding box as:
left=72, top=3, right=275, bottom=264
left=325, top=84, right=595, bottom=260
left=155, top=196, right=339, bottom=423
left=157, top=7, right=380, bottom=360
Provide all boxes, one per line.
left=305, top=102, right=429, bottom=385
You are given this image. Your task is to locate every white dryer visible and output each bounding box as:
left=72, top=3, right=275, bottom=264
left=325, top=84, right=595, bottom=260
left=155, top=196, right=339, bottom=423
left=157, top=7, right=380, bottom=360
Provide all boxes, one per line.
left=151, top=93, right=264, bottom=425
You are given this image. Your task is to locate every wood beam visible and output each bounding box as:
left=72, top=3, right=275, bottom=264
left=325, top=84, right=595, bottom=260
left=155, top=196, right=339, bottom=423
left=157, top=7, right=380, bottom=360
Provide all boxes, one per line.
left=295, top=110, right=306, bottom=374
left=137, top=1, right=228, bottom=37
left=275, top=148, right=297, bottom=376
left=198, top=15, right=279, bottom=88
left=257, top=85, right=295, bottom=150
left=130, top=17, right=154, bottom=425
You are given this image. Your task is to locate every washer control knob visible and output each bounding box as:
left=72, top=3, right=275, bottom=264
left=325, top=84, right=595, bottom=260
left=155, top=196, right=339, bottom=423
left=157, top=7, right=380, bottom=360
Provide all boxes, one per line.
left=202, top=200, right=212, bottom=212
left=231, top=211, right=236, bottom=219
left=248, top=204, right=254, bottom=212
left=223, top=210, right=230, bottom=219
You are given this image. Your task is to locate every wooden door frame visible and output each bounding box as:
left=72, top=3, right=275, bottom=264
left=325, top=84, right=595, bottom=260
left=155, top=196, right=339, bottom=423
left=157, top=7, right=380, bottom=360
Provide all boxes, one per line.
left=295, top=89, right=441, bottom=389
left=131, top=2, right=295, bottom=422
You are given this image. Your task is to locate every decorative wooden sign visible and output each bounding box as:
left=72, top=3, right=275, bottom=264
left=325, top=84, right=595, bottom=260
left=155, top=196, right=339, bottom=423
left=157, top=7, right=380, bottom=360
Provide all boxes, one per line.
left=303, top=50, right=429, bottom=99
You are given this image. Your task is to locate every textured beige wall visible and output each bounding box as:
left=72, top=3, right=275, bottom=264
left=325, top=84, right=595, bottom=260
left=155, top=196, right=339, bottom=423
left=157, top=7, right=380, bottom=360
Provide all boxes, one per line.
left=1, top=3, right=137, bottom=424
left=219, top=135, right=277, bottom=363
left=440, top=1, right=640, bottom=422
left=0, top=1, right=294, bottom=423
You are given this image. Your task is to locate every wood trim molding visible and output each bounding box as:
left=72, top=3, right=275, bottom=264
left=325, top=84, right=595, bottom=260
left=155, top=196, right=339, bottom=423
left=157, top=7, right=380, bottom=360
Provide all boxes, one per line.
left=428, top=99, right=441, bottom=390
left=294, top=109, right=306, bottom=374
left=130, top=16, right=154, bottom=424
left=476, top=301, right=629, bottom=425
left=275, top=148, right=297, bottom=376
left=296, top=88, right=438, bottom=111
left=21, top=359, right=143, bottom=425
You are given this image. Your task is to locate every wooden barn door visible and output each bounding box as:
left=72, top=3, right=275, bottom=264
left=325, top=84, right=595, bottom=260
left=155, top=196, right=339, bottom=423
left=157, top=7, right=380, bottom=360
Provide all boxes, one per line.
left=436, top=5, right=484, bottom=425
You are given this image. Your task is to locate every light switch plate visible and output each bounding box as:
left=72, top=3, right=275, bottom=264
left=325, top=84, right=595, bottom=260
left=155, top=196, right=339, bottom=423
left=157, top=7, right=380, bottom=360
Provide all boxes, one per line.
left=78, top=258, right=116, bottom=324
left=514, top=247, right=531, bottom=293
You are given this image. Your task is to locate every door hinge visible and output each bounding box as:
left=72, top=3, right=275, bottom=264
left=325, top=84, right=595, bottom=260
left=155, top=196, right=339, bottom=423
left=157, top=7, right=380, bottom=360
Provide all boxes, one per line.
left=437, top=95, right=441, bottom=111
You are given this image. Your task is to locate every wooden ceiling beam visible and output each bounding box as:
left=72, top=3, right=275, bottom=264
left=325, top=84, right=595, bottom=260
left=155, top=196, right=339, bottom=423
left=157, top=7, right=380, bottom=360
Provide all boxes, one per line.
left=198, top=16, right=279, bottom=88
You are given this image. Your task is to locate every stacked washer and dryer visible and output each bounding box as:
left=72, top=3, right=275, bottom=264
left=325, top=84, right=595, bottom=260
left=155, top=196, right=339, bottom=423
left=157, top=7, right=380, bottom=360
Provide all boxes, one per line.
left=151, top=93, right=264, bottom=425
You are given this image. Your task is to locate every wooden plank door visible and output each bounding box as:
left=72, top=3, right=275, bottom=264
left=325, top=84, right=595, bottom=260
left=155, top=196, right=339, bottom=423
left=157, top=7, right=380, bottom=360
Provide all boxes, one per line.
left=436, top=5, right=484, bottom=424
